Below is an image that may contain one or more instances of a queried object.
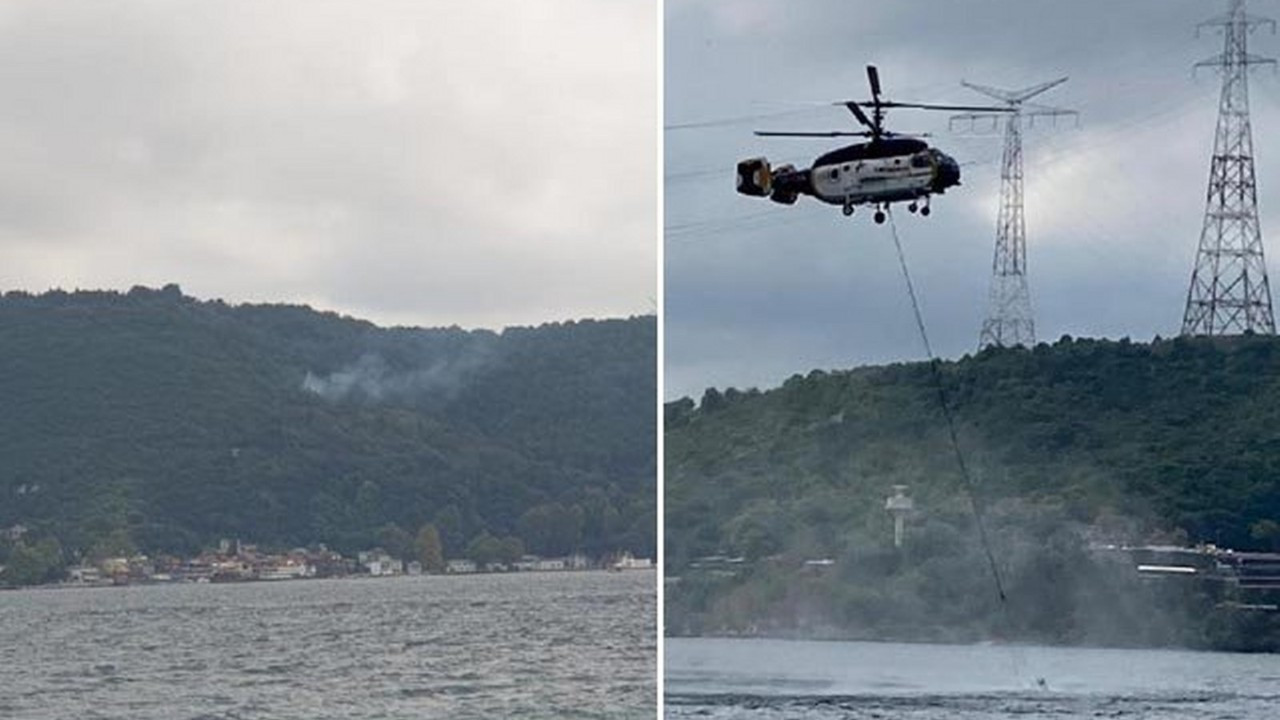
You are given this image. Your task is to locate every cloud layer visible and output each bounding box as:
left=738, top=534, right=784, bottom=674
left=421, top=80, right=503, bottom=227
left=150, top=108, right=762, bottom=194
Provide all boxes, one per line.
left=666, top=0, right=1280, bottom=399
left=0, top=0, right=655, bottom=329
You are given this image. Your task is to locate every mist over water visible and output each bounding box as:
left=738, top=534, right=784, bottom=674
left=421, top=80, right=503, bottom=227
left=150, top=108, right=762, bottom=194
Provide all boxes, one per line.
left=0, top=571, right=655, bottom=719
left=665, top=637, right=1280, bottom=719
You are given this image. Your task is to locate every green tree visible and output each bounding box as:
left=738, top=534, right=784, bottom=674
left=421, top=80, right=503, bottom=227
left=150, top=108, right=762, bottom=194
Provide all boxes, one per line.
left=88, top=528, right=136, bottom=562
left=466, top=531, right=504, bottom=568
left=517, top=502, right=583, bottom=556
left=378, top=523, right=414, bottom=560
left=434, top=505, right=465, bottom=557
left=498, top=535, right=525, bottom=565
left=1250, top=519, right=1280, bottom=551
left=1, top=538, right=64, bottom=586
left=354, top=481, right=383, bottom=528
left=416, top=523, right=445, bottom=572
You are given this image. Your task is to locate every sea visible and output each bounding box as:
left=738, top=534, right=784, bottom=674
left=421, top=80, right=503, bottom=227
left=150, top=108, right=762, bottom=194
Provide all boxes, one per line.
left=0, top=570, right=655, bottom=719
left=665, top=636, right=1280, bottom=719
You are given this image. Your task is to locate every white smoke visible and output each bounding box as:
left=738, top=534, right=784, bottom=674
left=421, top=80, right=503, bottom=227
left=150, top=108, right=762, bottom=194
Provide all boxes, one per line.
left=302, top=347, right=494, bottom=402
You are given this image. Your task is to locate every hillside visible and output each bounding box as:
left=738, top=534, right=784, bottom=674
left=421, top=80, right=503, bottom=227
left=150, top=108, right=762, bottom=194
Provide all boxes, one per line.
left=0, top=286, right=655, bottom=567
left=665, top=335, right=1280, bottom=649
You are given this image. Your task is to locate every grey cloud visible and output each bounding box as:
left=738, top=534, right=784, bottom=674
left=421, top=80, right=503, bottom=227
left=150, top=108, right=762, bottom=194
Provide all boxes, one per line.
left=0, top=0, right=655, bottom=330
left=666, top=0, right=1273, bottom=399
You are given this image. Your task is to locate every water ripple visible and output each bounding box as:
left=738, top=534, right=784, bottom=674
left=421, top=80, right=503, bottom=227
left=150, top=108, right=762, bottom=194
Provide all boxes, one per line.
left=1, top=571, right=655, bottom=719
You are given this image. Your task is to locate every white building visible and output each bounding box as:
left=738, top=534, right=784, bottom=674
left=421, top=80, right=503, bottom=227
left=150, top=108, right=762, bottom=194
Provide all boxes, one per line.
left=358, top=550, right=402, bottom=576
left=66, top=565, right=103, bottom=585
left=612, top=552, right=653, bottom=570
left=446, top=558, right=477, bottom=574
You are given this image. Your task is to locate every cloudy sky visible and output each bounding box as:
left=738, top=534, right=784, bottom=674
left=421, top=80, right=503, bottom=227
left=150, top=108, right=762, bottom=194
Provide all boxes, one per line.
left=0, top=0, right=655, bottom=330
left=665, top=0, right=1280, bottom=399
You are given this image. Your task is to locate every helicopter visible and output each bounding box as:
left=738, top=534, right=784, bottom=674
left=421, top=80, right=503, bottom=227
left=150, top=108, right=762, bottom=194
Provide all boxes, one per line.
left=736, top=65, right=1010, bottom=223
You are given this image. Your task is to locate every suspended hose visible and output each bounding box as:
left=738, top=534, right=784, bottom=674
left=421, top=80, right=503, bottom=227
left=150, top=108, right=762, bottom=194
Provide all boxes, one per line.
left=885, top=210, right=1045, bottom=689
left=885, top=209, right=1006, bottom=601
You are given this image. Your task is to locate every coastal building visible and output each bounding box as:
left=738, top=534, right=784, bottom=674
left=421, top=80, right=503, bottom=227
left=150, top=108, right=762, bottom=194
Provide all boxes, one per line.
left=66, top=565, right=103, bottom=585
left=358, top=550, right=403, bottom=576
left=256, top=559, right=312, bottom=581
left=307, top=548, right=351, bottom=578
left=612, top=552, right=653, bottom=570
left=513, top=555, right=569, bottom=572
left=446, top=559, right=477, bottom=574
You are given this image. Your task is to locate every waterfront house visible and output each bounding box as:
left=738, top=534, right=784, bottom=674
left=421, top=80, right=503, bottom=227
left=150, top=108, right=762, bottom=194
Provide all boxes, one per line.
left=446, top=558, right=477, bottom=574
left=358, top=549, right=403, bottom=576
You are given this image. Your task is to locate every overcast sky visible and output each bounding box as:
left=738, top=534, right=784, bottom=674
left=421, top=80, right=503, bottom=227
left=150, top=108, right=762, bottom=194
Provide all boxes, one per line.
left=665, top=0, right=1280, bottom=399
left=0, top=0, right=655, bottom=330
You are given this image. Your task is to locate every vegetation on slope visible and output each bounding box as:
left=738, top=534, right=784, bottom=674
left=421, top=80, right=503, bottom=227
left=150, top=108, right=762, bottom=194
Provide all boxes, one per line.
left=665, top=335, right=1280, bottom=649
left=0, top=286, right=655, bottom=577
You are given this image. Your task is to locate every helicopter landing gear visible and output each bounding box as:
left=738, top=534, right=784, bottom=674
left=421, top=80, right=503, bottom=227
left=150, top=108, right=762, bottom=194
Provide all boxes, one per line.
left=842, top=198, right=855, bottom=217
left=874, top=207, right=886, bottom=224
left=907, top=201, right=918, bottom=214
left=920, top=205, right=931, bottom=217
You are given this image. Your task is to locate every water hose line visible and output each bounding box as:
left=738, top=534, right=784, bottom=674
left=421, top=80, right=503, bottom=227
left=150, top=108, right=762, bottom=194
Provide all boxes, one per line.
left=885, top=209, right=1007, bottom=602
left=885, top=209, right=1052, bottom=690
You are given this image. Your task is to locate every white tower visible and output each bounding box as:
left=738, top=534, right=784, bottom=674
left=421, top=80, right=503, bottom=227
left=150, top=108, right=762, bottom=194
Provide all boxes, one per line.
left=885, top=485, right=914, bottom=548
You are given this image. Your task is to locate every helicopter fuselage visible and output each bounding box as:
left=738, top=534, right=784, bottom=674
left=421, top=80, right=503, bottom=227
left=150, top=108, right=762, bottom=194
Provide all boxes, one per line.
left=737, top=137, right=961, bottom=218
left=810, top=140, right=960, bottom=206
left=735, top=64, right=1001, bottom=221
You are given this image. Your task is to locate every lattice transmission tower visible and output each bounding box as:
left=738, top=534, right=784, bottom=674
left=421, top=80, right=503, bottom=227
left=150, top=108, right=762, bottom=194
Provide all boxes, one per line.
left=953, top=79, right=1076, bottom=349
left=1183, top=0, right=1276, bottom=335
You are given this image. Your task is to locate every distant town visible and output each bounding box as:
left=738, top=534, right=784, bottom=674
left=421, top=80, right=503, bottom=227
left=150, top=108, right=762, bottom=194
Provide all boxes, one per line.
left=0, top=524, right=653, bottom=589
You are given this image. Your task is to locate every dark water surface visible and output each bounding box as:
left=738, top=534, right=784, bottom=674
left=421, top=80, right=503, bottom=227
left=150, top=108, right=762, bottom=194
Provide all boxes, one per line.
left=1, top=571, right=655, bottom=719
left=666, top=637, right=1280, bottom=719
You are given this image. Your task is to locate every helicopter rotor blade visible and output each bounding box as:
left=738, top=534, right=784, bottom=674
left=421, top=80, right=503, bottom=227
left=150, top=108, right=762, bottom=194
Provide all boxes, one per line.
left=875, top=100, right=1015, bottom=113
left=841, top=101, right=875, bottom=130
left=867, top=65, right=882, bottom=99
left=755, top=130, right=874, bottom=137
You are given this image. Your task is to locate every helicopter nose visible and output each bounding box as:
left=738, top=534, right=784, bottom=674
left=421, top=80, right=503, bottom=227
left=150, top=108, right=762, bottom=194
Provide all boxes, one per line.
left=935, top=153, right=961, bottom=190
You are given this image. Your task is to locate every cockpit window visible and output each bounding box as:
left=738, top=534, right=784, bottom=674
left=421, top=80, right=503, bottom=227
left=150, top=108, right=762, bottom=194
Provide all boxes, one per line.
left=911, top=153, right=931, bottom=168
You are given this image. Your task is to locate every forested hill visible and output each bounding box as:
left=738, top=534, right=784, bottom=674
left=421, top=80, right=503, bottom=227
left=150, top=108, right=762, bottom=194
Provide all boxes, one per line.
left=666, top=335, right=1280, bottom=646
left=0, top=285, right=655, bottom=560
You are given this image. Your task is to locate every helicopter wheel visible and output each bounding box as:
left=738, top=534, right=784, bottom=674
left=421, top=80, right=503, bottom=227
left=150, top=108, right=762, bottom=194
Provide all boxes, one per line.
left=874, top=209, right=886, bottom=224
left=907, top=202, right=918, bottom=213
left=920, top=205, right=931, bottom=217
left=842, top=203, right=855, bottom=217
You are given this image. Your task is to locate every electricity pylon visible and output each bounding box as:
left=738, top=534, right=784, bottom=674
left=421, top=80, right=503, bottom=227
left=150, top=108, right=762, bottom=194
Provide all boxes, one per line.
left=1183, top=0, right=1276, bottom=335
left=953, top=79, right=1076, bottom=350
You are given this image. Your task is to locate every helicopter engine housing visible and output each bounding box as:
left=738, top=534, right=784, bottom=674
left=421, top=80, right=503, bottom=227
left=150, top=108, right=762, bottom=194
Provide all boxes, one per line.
left=736, top=157, right=773, bottom=197
left=768, top=164, right=799, bottom=204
